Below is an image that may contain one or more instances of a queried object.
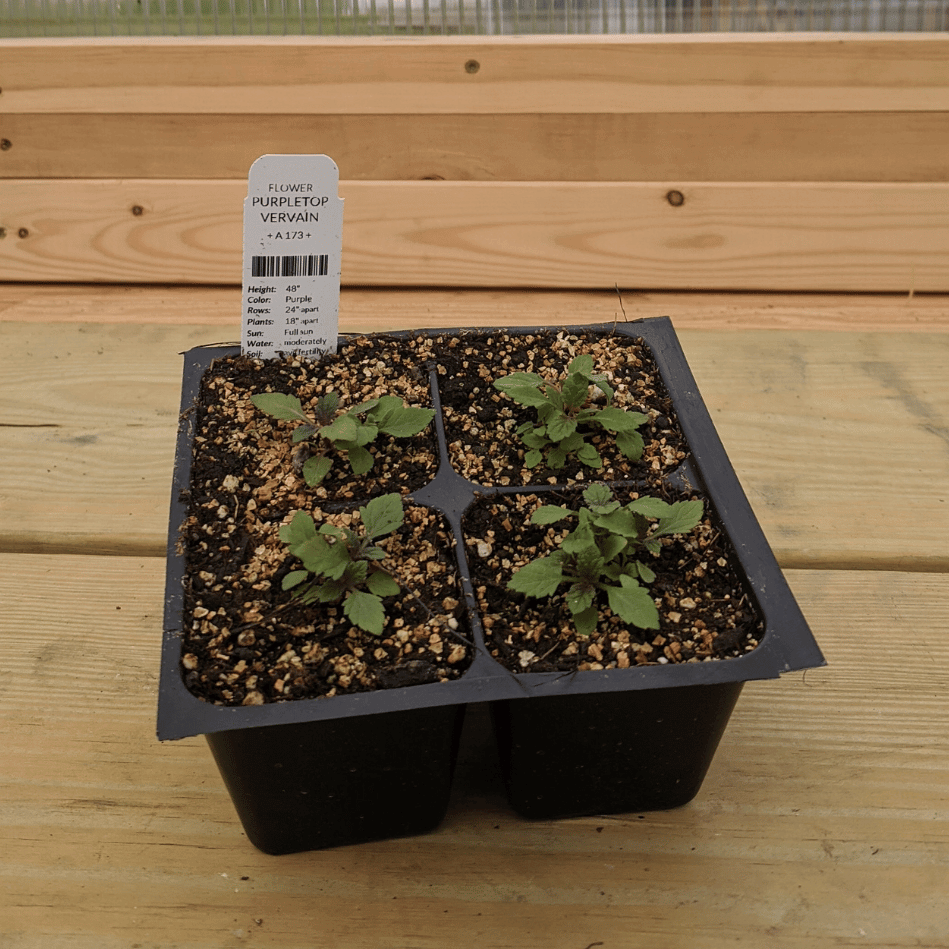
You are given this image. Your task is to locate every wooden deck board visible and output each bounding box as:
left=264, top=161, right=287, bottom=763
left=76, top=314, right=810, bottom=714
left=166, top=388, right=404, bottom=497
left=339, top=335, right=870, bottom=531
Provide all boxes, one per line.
left=1, top=301, right=947, bottom=567
left=6, top=35, right=948, bottom=116
left=2, top=555, right=947, bottom=948
left=4, top=179, right=948, bottom=291
left=9, top=111, right=949, bottom=184
left=4, top=284, right=949, bottom=332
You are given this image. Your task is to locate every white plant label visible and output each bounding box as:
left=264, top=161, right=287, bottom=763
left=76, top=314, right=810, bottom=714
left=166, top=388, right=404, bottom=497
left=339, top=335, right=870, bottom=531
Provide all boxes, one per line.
left=241, top=154, right=344, bottom=359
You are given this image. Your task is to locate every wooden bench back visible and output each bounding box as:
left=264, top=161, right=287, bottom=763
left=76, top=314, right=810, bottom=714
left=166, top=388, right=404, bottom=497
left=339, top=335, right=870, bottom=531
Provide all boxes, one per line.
left=2, top=33, right=948, bottom=291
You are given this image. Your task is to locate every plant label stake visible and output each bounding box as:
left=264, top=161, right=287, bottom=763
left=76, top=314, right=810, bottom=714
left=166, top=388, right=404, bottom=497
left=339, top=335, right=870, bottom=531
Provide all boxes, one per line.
left=241, top=154, right=344, bottom=359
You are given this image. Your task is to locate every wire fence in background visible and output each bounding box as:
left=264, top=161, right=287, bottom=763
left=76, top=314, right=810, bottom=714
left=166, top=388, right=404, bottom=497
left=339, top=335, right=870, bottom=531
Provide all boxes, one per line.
left=1, top=0, right=946, bottom=36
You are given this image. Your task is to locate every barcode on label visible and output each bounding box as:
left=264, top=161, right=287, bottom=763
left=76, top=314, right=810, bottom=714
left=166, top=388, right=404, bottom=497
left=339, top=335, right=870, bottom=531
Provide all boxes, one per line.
left=251, top=254, right=329, bottom=278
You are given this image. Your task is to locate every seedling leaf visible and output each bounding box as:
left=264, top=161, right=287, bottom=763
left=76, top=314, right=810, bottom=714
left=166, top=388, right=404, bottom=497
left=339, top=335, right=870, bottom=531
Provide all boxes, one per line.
left=250, top=392, right=310, bottom=423
left=282, top=570, right=310, bottom=591
left=508, top=556, right=564, bottom=599
left=361, top=493, right=404, bottom=540
left=346, top=445, right=374, bottom=475
left=376, top=406, right=435, bottom=438
left=367, top=571, right=400, bottom=598
left=343, top=590, right=385, bottom=635
left=655, top=499, right=704, bottom=538
left=531, top=505, right=572, bottom=526
left=302, top=455, right=333, bottom=486
left=607, top=577, right=659, bottom=630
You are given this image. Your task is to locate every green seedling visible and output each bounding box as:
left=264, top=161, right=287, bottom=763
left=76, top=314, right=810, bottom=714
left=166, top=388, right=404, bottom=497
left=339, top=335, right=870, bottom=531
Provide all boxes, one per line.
left=251, top=390, right=434, bottom=486
left=508, top=483, right=703, bottom=636
left=279, top=492, right=404, bottom=636
left=493, top=353, right=648, bottom=470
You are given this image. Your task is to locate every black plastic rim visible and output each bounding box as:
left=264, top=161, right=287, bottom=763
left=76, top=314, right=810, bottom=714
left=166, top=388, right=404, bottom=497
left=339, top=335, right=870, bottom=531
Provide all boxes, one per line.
left=158, top=317, right=825, bottom=741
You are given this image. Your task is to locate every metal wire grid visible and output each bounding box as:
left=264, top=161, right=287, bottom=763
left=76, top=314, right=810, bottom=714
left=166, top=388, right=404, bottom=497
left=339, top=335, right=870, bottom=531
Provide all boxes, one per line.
left=1, top=0, right=946, bottom=38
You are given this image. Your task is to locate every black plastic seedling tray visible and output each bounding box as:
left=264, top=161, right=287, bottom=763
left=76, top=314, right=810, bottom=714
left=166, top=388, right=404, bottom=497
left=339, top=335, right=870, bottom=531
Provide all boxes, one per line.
left=159, top=318, right=824, bottom=852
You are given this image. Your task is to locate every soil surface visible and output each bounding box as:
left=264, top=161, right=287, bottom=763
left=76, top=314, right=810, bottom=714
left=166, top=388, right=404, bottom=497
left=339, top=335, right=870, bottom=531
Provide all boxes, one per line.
left=176, top=328, right=763, bottom=707
left=462, top=487, right=764, bottom=674
left=179, top=335, right=472, bottom=707
left=437, top=329, right=687, bottom=486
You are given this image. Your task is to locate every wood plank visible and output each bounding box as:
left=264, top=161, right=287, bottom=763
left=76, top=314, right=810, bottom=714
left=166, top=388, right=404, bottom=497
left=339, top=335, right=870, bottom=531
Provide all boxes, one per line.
left=0, top=320, right=947, bottom=569
left=3, top=179, right=947, bottom=291
left=3, top=34, right=948, bottom=115
left=4, top=284, right=949, bottom=333
left=6, top=111, right=949, bottom=183
left=1, top=556, right=947, bottom=947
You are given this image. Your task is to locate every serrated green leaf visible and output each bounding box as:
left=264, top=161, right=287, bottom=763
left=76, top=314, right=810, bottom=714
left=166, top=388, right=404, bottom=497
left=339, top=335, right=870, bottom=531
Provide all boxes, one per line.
left=346, top=445, right=374, bottom=475
left=280, top=510, right=317, bottom=547
left=346, top=559, right=369, bottom=584
left=547, top=415, right=577, bottom=443
left=292, top=424, right=317, bottom=444
left=296, top=583, right=321, bottom=605
left=282, top=569, right=310, bottom=591
left=377, top=406, right=435, bottom=439
left=314, top=539, right=352, bottom=580
left=316, top=578, right=345, bottom=603
left=558, top=432, right=585, bottom=452
left=593, top=508, right=639, bottom=537
left=352, top=423, right=379, bottom=447
left=574, top=545, right=605, bottom=581
left=293, top=534, right=332, bottom=572
left=250, top=392, right=310, bottom=423
left=302, top=454, right=333, bottom=486
left=615, top=430, right=645, bottom=460
left=525, top=449, right=543, bottom=468
left=562, top=371, right=590, bottom=409
left=562, top=524, right=597, bottom=555
left=368, top=394, right=402, bottom=417
left=572, top=605, right=599, bottom=636
left=607, top=577, right=659, bottom=630
left=344, top=590, right=386, bottom=635
left=320, top=413, right=360, bottom=445
left=494, top=372, right=546, bottom=393
left=313, top=391, right=341, bottom=422
left=598, top=532, right=627, bottom=563
left=367, top=570, right=400, bottom=598
left=521, top=430, right=550, bottom=449
left=635, top=561, right=656, bottom=584
left=363, top=545, right=388, bottom=561
left=582, top=483, right=615, bottom=510
left=504, top=386, right=551, bottom=409
left=566, top=583, right=595, bottom=615
left=348, top=397, right=380, bottom=416
left=531, top=505, right=571, bottom=525
left=594, top=407, right=648, bottom=433
left=360, top=492, right=404, bottom=540
left=576, top=443, right=602, bottom=468
left=567, top=354, right=594, bottom=377
left=654, top=499, right=704, bottom=538
left=627, top=496, right=674, bottom=518
left=544, top=387, right=565, bottom=413
left=548, top=447, right=567, bottom=469
left=508, top=556, right=564, bottom=598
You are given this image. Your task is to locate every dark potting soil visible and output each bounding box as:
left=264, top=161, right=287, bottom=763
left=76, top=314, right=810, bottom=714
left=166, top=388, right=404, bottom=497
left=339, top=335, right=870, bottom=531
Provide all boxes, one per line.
left=436, top=329, right=688, bottom=486
left=462, top=487, right=764, bottom=674
left=179, top=334, right=472, bottom=707
left=176, top=327, right=761, bottom=707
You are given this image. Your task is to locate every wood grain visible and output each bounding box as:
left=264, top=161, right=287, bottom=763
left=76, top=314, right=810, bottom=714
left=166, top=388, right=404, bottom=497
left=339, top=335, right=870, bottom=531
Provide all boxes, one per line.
left=6, top=111, right=949, bottom=183
left=1, top=556, right=947, bottom=948
left=1, top=319, right=947, bottom=568
left=3, top=179, right=948, bottom=291
left=3, top=34, right=948, bottom=115
left=4, top=284, right=949, bottom=332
